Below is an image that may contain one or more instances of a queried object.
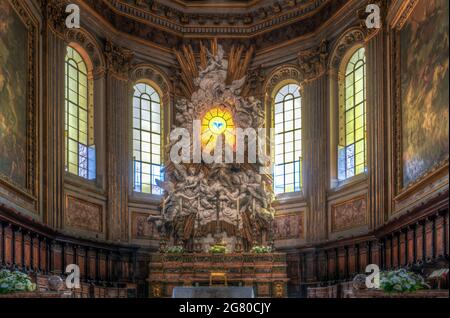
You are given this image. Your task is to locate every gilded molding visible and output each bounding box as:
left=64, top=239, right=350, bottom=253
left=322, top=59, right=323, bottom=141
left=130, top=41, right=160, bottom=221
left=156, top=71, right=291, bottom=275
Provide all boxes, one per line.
left=390, top=0, right=419, bottom=30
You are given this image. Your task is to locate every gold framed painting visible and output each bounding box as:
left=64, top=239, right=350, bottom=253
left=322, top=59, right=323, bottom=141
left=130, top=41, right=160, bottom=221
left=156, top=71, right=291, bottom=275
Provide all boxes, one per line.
left=0, top=0, right=39, bottom=211
left=391, top=0, right=449, bottom=196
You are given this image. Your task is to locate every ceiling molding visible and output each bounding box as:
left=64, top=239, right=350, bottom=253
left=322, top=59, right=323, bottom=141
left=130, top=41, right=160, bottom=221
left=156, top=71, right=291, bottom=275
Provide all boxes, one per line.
left=94, top=0, right=331, bottom=36
left=81, top=0, right=346, bottom=51
left=166, top=0, right=264, bottom=10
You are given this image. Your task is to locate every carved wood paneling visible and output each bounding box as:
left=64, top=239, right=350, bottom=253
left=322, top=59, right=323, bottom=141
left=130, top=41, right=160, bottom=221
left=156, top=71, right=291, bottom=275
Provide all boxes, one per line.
left=290, top=194, right=448, bottom=293
left=0, top=206, right=137, bottom=287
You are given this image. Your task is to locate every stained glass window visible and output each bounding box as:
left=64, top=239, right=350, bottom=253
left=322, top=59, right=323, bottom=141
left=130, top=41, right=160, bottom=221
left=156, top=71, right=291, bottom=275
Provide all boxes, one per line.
left=273, top=84, right=302, bottom=195
left=64, top=46, right=95, bottom=180
left=338, top=47, right=367, bottom=181
left=133, top=83, right=163, bottom=195
left=201, top=108, right=235, bottom=152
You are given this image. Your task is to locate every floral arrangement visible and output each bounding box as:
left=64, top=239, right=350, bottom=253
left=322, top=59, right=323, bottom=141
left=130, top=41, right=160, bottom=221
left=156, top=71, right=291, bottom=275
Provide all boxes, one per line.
left=251, top=246, right=273, bottom=254
left=427, top=268, right=449, bottom=289
left=0, top=269, right=37, bottom=294
left=165, top=245, right=185, bottom=254
left=380, top=269, right=429, bottom=293
left=209, top=245, right=227, bottom=254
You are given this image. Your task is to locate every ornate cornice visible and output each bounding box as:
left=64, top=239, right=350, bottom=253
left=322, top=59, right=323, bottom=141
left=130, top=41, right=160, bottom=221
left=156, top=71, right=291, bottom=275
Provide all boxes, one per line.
left=297, top=39, right=328, bottom=82
left=390, top=0, right=419, bottom=30
left=104, top=40, right=134, bottom=79
left=104, top=0, right=328, bottom=35
left=82, top=0, right=346, bottom=50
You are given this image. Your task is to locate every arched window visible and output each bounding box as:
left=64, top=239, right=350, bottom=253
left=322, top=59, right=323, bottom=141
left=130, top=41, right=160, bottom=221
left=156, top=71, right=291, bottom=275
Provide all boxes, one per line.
left=273, top=84, right=302, bottom=195
left=132, top=83, right=163, bottom=195
left=338, top=47, right=367, bottom=181
left=64, top=45, right=95, bottom=180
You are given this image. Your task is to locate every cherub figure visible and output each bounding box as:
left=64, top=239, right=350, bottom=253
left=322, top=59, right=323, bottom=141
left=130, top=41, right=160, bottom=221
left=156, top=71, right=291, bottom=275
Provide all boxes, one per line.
left=199, top=45, right=228, bottom=77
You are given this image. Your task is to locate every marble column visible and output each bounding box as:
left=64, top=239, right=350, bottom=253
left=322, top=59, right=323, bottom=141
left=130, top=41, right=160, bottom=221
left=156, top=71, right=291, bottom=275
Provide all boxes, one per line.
left=365, top=27, right=387, bottom=230
left=104, top=41, right=133, bottom=242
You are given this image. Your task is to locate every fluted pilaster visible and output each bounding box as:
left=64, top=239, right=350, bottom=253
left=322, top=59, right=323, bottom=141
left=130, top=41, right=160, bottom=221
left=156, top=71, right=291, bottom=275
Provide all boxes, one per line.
left=366, top=29, right=387, bottom=229
left=42, top=3, right=66, bottom=228
left=303, top=75, right=328, bottom=242
left=105, top=42, right=133, bottom=242
left=297, top=41, right=330, bottom=243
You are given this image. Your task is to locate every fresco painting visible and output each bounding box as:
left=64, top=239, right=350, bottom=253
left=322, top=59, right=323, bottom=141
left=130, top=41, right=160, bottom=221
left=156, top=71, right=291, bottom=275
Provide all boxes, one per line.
left=400, top=0, right=449, bottom=187
left=0, top=0, right=28, bottom=187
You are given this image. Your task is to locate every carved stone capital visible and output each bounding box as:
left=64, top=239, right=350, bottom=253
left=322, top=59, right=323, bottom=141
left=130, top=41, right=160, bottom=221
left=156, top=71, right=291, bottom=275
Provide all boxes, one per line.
left=241, top=65, right=265, bottom=97
left=104, top=40, right=134, bottom=79
left=297, top=40, right=329, bottom=82
left=43, top=0, right=66, bottom=35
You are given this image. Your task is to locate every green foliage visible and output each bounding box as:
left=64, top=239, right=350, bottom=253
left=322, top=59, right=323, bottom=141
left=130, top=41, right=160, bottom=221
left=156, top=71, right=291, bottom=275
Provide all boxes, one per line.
left=0, top=269, right=36, bottom=294
left=380, top=269, right=429, bottom=293
left=251, top=246, right=273, bottom=254
left=209, top=245, right=227, bottom=254
left=165, top=245, right=185, bottom=254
